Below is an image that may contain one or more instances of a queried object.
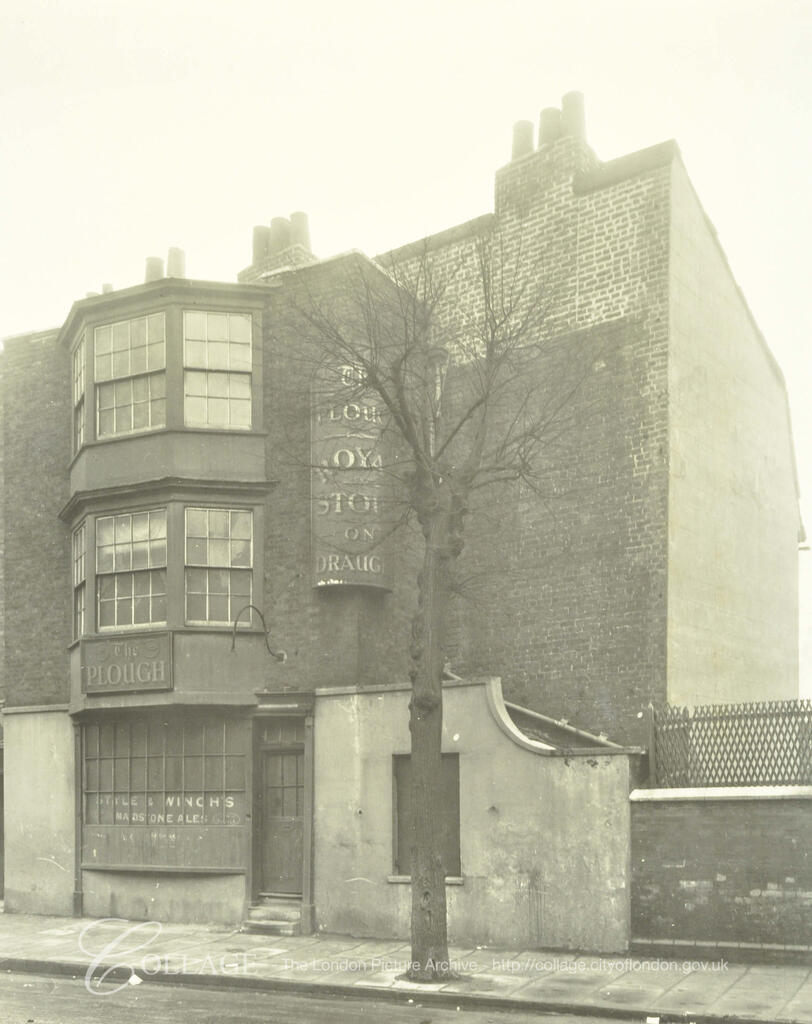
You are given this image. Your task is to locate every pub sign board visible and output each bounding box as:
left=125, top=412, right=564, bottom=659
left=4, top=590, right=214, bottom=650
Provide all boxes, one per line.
left=311, top=363, right=393, bottom=590
left=81, top=632, right=173, bottom=694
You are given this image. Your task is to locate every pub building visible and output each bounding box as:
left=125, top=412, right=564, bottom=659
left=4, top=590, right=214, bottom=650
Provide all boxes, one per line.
left=0, top=96, right=801, bottom=950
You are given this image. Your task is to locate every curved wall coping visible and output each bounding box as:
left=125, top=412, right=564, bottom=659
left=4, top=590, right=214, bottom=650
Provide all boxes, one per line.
left=631, top=785, right=812, bottom=802
left=484, top=679, right=641, bottom=758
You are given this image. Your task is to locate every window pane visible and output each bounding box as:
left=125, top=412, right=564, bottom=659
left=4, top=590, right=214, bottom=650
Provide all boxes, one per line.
left=231, top=511, right=252, bottom=540
left=208, top=397, right=229, bottom=425
left=186, top=594, right=206, bottom=621
left=229, top=314, right=251, bottom=343
left=208, top=342, right=229, bottom=370
left=230, top=373, right=251, bottom=399
left=207, top=313, right=229, bottom=341
left=210, top=510, right=229, bottom=537
left=186, top=537, right=207, bottom=565
left=186, top=339, right=207, bottom=367
left=95, top=325, right=112, bottom=355
left=231, top=399, right=251, bottom=428
left=209, top=596, right=228, bottom=622
left=130, top=346, right=147, bottom=376
left=184, top=311, right=206, bottom=340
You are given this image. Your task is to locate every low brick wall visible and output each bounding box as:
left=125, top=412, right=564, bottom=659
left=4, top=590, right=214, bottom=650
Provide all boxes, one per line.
left=631, top=788, right=812, bottom=951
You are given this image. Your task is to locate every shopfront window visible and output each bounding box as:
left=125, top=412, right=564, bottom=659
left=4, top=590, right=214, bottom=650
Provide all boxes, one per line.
left=82, top=716, right=247, bottom=828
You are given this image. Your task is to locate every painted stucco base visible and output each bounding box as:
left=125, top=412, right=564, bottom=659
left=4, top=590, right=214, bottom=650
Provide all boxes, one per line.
left=3, top=709, right=76, bottom=915
left=313, top=679, right=632, bottom=952
left=81, top=872, right=245, bottom=926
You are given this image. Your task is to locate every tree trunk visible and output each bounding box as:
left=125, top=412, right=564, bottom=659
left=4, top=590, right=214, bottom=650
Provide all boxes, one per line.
left=407, top=506, right=454, bottom=981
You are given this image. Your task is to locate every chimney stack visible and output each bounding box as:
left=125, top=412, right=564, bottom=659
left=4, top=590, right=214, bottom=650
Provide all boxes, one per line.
left=511, top=120, right=534, bottom=160
left=290, top=211, right=311, bottom=251
left=253, top=225, right=271, bottom=263
left=145, top=257, right=164, bottom=282
left=167, top=247, right=186, bottom=278
left=538, top=107, right=561, bottom=146
left=102, top=283, right=113, bottom=294
left=560, top=91, right=586, bottom=140
left=269, top=217, right=291, bottom=254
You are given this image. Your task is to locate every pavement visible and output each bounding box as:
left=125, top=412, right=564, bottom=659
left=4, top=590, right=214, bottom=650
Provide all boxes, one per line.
left=0, top=910, right=810, bottom=1023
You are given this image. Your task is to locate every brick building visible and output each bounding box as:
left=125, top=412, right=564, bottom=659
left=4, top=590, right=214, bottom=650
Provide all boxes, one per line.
left=0, top=94, right=801, bottom=944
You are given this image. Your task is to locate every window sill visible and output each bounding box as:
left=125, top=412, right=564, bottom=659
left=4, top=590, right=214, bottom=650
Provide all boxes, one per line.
left=387, top=875, right=464, bottom=886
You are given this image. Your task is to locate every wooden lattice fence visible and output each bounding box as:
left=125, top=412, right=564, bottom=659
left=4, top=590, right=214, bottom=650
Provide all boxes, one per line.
left=649, top=699, right=812, bottom=787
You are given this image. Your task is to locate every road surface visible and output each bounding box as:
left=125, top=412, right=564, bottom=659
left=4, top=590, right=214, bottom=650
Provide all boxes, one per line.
left=0, top=970, right=640, bottom=1023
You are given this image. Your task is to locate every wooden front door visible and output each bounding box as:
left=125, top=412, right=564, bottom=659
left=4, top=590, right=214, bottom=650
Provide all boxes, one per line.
left=260, top=748, right=304, bottom=894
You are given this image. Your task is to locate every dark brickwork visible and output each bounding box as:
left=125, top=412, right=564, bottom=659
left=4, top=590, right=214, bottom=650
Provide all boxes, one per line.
left=384, top=132, right=672, bottom=744
left=632, top=798, right=812, bottom=948
left=1, top=330, right=71, bottom=707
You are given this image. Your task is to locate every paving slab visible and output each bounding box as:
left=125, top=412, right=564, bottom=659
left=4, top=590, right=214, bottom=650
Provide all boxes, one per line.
left=0, top=910, right=810, bottom=1022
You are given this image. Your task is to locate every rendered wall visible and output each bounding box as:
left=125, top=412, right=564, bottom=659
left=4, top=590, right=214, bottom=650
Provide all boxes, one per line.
left=631, top=790, right=812, bottom=950
left=313, top=679, right=632, bottom=952
left=82, top=872, right=244, bottom=926
left=667, top=159, right=799, bottom=704
left=3, top=710, right=75, bottom=915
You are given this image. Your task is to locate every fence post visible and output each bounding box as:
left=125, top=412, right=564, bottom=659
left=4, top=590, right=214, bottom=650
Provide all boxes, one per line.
left=647, top=703, right=657, bottom=786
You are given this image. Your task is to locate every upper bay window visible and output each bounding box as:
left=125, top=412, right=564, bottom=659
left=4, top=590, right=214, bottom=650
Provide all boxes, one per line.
left=72, top=334, right=86, bottom=454
left=95, top=314, right=166, bottom=437
left=183, top=311, right=252, bottom=430
left=96, top=509, right=167, bottom=629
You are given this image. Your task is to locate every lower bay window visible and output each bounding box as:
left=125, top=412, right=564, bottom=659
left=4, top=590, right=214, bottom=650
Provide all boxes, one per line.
left=73, top=502, right=256, bottom=636
left=96, top=509, right=167, bottom=628
left=185, top=507, right=253, bottom=625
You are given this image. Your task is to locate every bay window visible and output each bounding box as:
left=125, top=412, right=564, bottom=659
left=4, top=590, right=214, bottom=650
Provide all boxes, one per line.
left=73, top=334, right=85, bottom=453
left=95, top=313, right=166, bottom=437
left=73, top=521, right=87, bottom=639
left=183, top=311, right=252, bottom=429
left=185, top=507, right=252, bottom=625
left=96, top=509, right=167, bottom=628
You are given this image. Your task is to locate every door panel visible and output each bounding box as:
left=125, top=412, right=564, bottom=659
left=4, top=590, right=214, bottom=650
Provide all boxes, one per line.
left=261, top=748, right=304, bottom=893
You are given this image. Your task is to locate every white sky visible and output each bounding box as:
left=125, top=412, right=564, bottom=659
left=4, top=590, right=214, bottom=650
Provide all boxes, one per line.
left=1, top=0, right=810, bottom=694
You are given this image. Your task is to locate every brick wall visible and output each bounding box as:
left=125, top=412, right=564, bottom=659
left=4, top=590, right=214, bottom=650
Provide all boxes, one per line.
left=1, top=331, right=71, bottom=707
left=383, top=135, right=673, bottom=744
left=631, top=795, right=812, bottom=950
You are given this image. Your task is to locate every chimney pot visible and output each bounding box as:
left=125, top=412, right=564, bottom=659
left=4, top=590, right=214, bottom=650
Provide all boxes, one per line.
left=289, top=211, right=311, bottom=251
left=538, top=107, right=561, bottom=146
left=102, top=283, right=113, bottom=294
left=560, top=91, right=586, bottom=140
left=511, top=120, right=534, bottom=160
left=252, top=225, right=271, bottom=264
left=167, top=247, right=186, bottom=278
left=269, top=217, right=291, bottom=254
left=145, top=257, right=164, bottom=282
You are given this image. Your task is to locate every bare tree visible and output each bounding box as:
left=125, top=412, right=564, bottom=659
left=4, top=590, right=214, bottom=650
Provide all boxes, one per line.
left=275, top=230, right=597, bottom=980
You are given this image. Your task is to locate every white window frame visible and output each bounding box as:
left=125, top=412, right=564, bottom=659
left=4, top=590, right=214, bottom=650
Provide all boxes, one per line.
left=184, top=506, right=253, bottom=626
left=94, top=313, right=167, bottom=439
left=96, top=509, right=167, bottom=630
left=182, top=311, right=252, bottom=430
left=72, top=520, right=87, bottom=639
